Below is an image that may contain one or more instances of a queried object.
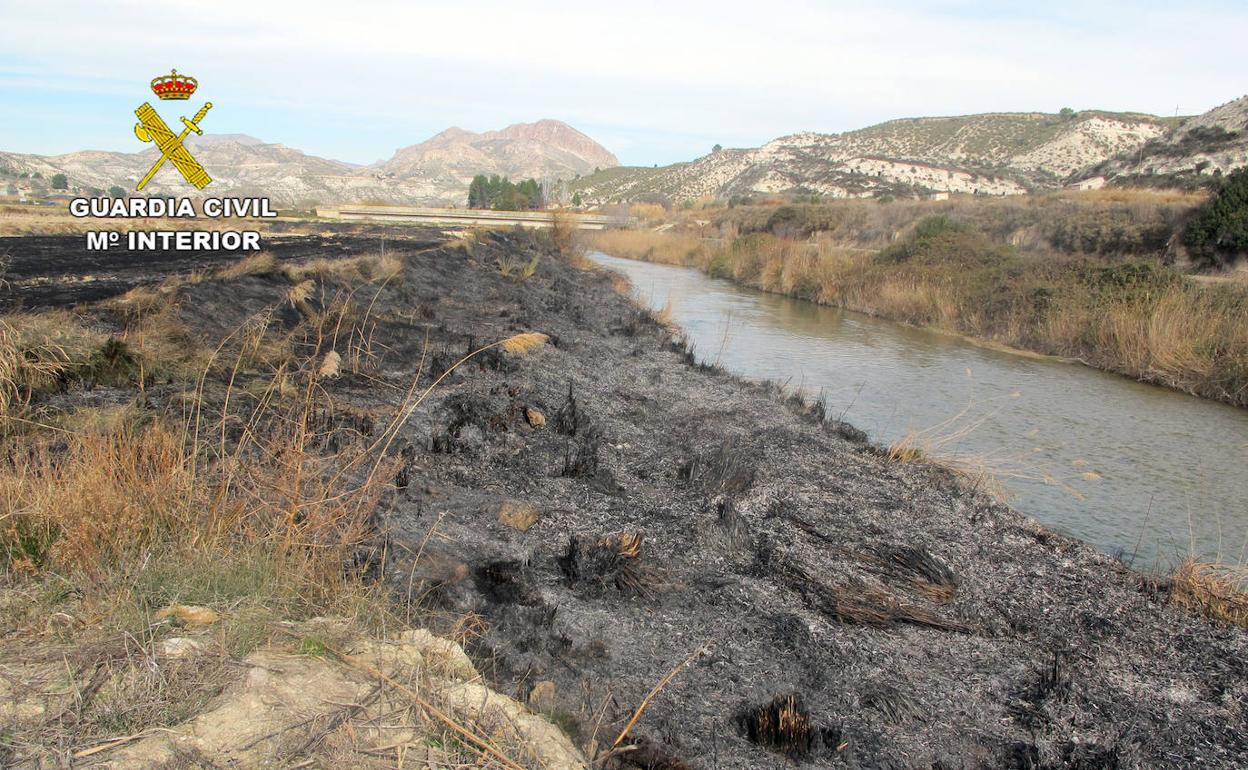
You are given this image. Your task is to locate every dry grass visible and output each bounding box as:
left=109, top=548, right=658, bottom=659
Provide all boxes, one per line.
left=0, top=311, right=109, bottom=419
left=548, top=211, right=582, bottom=261
left=1170, top=559, right=1248, bottom=627
left=587, top=229, right=708, bottom=266
left=602, top=223, right=1248, bottom=406
left=215, top=251, right=276, bottom=280
left=629, top=203, right=669, bottom=225
left=283, top=253, right=404, bottom=284
left=1, top=270, right=549, bottom=625
left=497, top=252, right=539, bottom=281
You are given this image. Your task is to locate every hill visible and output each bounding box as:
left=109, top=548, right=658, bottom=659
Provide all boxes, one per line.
left=570, top=111, right=1179, bottom=203
left=1080, top=95, right=1248, bottom=187
left=0, top=120, right=619, bottom=207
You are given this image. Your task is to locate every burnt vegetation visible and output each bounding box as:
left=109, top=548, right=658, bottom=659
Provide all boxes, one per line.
left=0, top=229, right=1244, bottom=768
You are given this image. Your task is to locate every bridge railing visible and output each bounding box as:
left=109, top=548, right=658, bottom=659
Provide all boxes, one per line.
left=316, top=205, right=628, bottom=230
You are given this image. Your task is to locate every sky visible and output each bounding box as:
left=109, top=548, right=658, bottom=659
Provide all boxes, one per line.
left=1, top=0, right=1245, bottom=167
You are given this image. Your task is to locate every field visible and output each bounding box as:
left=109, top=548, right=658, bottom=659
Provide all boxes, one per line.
left=0, top=224, right=1245, bottom=767
left=589, top=191, right=1248, bottom=407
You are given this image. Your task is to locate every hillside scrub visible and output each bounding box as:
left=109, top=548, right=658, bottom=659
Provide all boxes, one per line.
left=590, top=217, right=1248, bottom=407
left=710, top=190, right=1202, bottom=260
left=1184, top=167, right=1248, bottom=269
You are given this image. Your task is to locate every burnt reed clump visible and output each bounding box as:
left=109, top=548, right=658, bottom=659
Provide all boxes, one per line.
left=678, top=440, right=757, bottom=494
left=559, top=530, right=656, bottom=594
left=736, top=692, right=837, bottom=758
left=554, top=380, right=594, bottom=436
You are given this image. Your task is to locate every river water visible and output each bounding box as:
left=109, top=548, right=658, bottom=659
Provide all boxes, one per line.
left=592, top=252, right=1248, bottom=568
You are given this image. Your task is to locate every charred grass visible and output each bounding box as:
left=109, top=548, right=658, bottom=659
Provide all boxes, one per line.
left=0, top=241, right=558, bottom=765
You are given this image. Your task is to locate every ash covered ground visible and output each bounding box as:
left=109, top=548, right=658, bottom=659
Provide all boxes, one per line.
left=9, top=230, right=1247, bottom=768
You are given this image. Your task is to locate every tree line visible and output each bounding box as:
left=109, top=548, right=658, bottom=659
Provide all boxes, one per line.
left=467, top=175, right=544, bottom=211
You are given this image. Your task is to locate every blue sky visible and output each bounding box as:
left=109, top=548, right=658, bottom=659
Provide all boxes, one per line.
left=1, top=0, right=1245, bottom=167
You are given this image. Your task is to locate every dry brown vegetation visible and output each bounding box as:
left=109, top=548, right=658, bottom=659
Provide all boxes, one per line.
left=1170, top=558, right=1248, bottom=627
left=0, top=204, right=290, bottom=236
left=589, top=191, right=1248, bottom=408
left=282, top=252, right=403, bottom=284
left=0, top=250, right=565, bottom=765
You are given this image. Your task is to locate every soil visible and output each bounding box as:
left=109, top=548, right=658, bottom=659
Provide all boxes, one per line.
left=0, top=224, right=438, bottom=309
left=6, top=230, right=1247, bottom=768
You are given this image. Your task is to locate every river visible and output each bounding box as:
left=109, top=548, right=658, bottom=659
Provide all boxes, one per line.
left=592, top=252, right=1248, bottom=568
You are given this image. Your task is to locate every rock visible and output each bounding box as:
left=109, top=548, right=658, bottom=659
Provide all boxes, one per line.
left=155, top=604, right=221, bottom=627
left=498, top=499, right=541, bottom=531
left=528, top=679, right=557, bottom=713
left=159, top=637, right=205, bottom=659
left=45, top=611, right=81, bottom=638
left=525, top=406, right=546, bottom=428
left=438, top=680, right=587, bottom=770
left=100, top=626, right=586, bottom=769
left=396, top=628, right=478, bottom=681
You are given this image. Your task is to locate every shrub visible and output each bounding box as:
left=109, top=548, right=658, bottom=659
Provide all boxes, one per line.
left=1184, top=167, right=1248, bottom=269
left=877, top=216, right=983, bottom=264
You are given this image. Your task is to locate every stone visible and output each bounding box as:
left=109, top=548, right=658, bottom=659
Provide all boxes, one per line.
left=528, top=679, right=558, bottom=713
left=498, top=499, right=541, bottom=531
left=159, top=637, right=206, bottom=659
left=525, top=407, right=546, bottom=428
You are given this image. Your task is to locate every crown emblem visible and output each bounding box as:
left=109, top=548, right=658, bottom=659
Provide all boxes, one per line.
left=150, top=69, right=197, bottom=100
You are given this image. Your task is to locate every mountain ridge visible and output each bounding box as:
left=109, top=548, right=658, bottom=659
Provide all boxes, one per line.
left=568, top=109, right=1194, bottom=204
left=4, top=101, right=1245, bottom=207
left=0, top=119, right=617, bottom=206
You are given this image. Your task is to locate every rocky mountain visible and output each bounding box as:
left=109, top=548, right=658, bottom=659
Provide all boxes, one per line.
left=364, top=120, right=618, bottom=203
left=569, top=111, right=1182, bottom=203
left=0, top=120, right=618, bottom=207
left=1079, top=96, right=1248, bottom=187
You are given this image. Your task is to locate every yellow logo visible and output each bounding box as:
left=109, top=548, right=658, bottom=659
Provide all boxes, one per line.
left=133, top=69, right=213, bottom=190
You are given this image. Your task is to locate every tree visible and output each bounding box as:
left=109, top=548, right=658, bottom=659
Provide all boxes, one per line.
left=51, top=173, right=67, bottom=190
left=108, top=185, right=125, bottom=198
left=468, top=174, right=490, bottom=208
left=571, top=192, right=583, bottom=207
left=712, top=144, right=723, bottom=153
left=1059, top=107, right=1076, bottom=121
left=467, top=174, right=545, bottom=211
left=1184, top=167, right=1248, bottom=269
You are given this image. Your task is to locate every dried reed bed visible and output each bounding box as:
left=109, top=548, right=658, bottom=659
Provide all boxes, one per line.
left=1170, top=559, right=1248, bottom=627
left=283, top=252, right=403, bottom=284
left=587, top=229, right=709, bottom=266
left=709, top=189, right=1204, bottom=252
left=595, top=224, right=1248, bottom=407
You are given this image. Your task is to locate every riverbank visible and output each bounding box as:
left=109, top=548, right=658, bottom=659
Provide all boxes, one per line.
left=589, top=192, right=1248, bottom=408
left=1, top=230, right=1246, bottom=767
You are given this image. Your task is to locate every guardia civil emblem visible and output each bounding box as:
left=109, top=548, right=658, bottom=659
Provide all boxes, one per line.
left=133, top=69, right=213, bottom=190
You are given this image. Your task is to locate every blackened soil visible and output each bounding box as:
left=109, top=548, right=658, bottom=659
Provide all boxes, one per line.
left=0, top=228, right=441, bottom=309
left=19, top=231, right=1248, bottom=768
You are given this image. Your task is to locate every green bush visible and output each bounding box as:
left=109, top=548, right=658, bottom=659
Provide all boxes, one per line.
left=1184, top=167, right=1248, bottom=268
left=877, top=215, right=977, bottom=263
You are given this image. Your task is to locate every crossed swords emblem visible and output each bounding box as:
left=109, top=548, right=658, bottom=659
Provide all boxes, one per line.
left=133, top=101, right=213, bottom=190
